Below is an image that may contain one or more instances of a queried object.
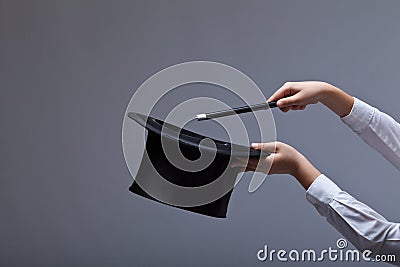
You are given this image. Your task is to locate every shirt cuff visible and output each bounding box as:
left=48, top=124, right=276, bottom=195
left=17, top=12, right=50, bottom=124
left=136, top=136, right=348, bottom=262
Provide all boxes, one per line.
left=341, top=97, right=376, bottom=134
left=306, top=174, right=342, bottom=217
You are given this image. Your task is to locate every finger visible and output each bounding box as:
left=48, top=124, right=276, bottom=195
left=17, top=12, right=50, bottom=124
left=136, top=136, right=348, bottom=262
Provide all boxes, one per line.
left=233, top=155, right=275, bottom=174
left=234, top=157, right=260, bottom=166
left=230, top=163, right=251, bottom=173
left=276, top=94, right=302, bottom=108
left=251, top=142, right=276, bottom=153
left=235, top=158, right=262, bottom=172
left=230, top=161, right=244, bottom=168
left=231, top=158, right=257, bottom=171
left=299, top=105, right=306, bottom=110
left=280, top=107, right=291, bottom=113
left=231, top=164, right=248, bottom=173
left=230, top=158, right=249, bottom=166
left=247, top=155, right=275, bottom=174
left=267, top=86, right=290, bottom=102
left=268, top=82, right=299, bottom=102
left=243, top=165, right=256, bottom=172
left=291, top=105, right=303, bottom=110
left=233, top=157, right=248, bottom=163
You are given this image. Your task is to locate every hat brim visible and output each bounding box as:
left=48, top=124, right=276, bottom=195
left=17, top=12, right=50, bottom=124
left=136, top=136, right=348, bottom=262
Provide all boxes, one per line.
left=128, top=112, right=269, bottom=158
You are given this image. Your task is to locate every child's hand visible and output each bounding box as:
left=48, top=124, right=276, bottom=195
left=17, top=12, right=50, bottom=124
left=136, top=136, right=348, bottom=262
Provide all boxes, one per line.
left=231, top=142, right=321, bottom=189
left=232, top=142, right=301, bottom=176
left=268, top=81, right=330, bottom=112
left=268, top=81, right=354, bottom=117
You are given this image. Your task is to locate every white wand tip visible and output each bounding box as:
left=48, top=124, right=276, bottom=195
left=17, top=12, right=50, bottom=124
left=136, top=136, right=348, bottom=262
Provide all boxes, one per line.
left=196, top=114, right=207, bottom=120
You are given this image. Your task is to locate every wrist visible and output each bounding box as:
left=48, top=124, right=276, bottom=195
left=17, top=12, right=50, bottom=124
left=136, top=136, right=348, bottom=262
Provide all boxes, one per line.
left=318, top=82, right=338, bottom=104
left=292, top=154, right=321, bottom=190
left=319, top=84, right=354, bottom=117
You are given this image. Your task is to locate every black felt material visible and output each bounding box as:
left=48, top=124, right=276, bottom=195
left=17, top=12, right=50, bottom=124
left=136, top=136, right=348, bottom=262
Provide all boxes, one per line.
left=127, top=112, right=264, bottom=218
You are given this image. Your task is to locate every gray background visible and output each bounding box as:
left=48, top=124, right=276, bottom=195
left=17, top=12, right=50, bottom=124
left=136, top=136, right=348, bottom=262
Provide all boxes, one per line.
left=1, top=0, right=400, bottom=266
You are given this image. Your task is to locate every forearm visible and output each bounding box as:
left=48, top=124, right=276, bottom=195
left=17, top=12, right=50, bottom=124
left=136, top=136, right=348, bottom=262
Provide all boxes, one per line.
left=319, top=83, right=354, bottom=118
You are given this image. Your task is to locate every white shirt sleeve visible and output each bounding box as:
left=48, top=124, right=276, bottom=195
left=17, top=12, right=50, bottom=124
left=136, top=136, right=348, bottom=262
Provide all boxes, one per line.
left=341, top=97, right=400, bottom=170
left=305, top=98, right=400, bottom=265
left=306, top=175, right=400, bottom=264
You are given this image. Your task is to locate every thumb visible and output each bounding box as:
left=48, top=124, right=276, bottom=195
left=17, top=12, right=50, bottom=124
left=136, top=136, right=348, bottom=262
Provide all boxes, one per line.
left=277, top=95, right=302, bottom=108
left=251, top=142, right=276, bottom=153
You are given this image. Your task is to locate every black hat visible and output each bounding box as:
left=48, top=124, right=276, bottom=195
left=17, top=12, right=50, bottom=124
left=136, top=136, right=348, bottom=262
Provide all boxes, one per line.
left=127, top=112, right=267, bottom=218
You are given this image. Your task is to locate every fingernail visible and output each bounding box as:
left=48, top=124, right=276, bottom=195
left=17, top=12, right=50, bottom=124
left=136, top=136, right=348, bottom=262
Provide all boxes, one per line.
left=251, top=143, right=258, bottom=149
left=277, top=100, right=283, bottom=107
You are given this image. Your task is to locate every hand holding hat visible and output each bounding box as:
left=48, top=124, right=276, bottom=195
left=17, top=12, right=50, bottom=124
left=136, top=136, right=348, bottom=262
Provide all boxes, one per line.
left=231, top=142, right=321, bottom=190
